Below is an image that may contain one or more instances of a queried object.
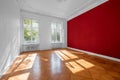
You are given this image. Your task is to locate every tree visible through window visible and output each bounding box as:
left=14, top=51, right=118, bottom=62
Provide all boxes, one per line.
left=51, top=23, right=63, bottom=43
left=24, top=19, right=39, bottom=44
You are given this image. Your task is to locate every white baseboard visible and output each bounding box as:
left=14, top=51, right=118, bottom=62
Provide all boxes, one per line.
left=67, top=47, right=120, bottom=62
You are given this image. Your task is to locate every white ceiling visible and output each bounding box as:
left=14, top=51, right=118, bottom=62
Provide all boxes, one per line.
left=17, top=0, right=108, bottom=20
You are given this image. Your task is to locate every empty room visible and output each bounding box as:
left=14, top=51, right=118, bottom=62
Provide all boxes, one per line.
left=0, top=0, right=120, bottom=80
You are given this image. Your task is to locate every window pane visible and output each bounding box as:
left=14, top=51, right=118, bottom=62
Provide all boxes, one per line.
left=31, top=21, right=39, bottom=43
left=24, top=19, right=31, bottom=26
left=31, top=28, right=39, bottom=42
left=57, top=31, right=60, bottom=42
left=51, top=23, right=56, bottom=42
left=24, top=27, right=31, bottom=42
left=24, top=19, right=31, bottom=43
left=51, top=23, right=63, bottom=43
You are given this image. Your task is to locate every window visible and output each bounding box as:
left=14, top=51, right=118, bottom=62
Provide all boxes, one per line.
left=23, top=19, right=39, bottom=44
left=51, top=22, right=64, bottom=43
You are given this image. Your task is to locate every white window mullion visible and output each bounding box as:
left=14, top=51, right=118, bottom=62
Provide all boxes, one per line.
left=55, top=24, right=57, bottom=43
left=30, top=20, right=32, bottom=43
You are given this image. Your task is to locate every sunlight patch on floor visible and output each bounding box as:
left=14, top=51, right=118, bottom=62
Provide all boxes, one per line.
left=15, top=53, right=37, bottom=72
left=65, top=61, right=85, bottom=73
left=76, top=59, right=95, bottom=68
left=8, top=72, right=30, bottom=80
left=60, top=50, right=78, bottom=59
left=55, top=51, right=70, bottom=61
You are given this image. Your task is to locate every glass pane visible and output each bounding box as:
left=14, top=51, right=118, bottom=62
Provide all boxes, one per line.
left=24, top=27, right=31, bottom=42
left=24, top=19, right=32, bottom=43
left=56, top=31, right=60, bottom=42
left=56, top=24, right=61, bottom=42
left=31, top=21, right=39, bottom=42
left=51, top=23, right=56, bottom=42
left=24, top=19, right=31, bottom=26
left=31, top=29, right=39, bottom=42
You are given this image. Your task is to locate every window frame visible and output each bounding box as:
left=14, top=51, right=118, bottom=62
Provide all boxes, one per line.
left=22, top=18, right=39, bottom=45
left=51, top=22, right=64, bottom=43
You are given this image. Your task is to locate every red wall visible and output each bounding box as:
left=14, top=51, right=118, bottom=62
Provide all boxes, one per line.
left=67, top=0, right=120, bottom=59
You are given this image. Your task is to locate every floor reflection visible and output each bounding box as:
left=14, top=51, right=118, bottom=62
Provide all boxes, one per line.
left=51, top=53, right=61, bottom=74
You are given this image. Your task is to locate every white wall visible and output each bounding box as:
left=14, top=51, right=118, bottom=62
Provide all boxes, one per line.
left=21, top=10, right=67, bottom=51
left=0, top=0, right=20, bottom=77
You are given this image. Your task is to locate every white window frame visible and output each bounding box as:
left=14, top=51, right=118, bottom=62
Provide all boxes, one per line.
left=22, top=18, right=39, bottom=45
left=51, top=22, right=64, bottom=43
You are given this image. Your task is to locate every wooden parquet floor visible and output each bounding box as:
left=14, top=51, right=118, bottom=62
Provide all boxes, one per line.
left=1, top=48, right=120, bottom=80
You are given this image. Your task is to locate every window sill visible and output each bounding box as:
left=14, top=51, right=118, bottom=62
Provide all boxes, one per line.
left=51, top=42, right=63, bottom=44
left=23, top=43, right=39, bottom=45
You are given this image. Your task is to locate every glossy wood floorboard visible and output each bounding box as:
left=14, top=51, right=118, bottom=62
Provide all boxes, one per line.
left=1, top=48, right=120, bottom=80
